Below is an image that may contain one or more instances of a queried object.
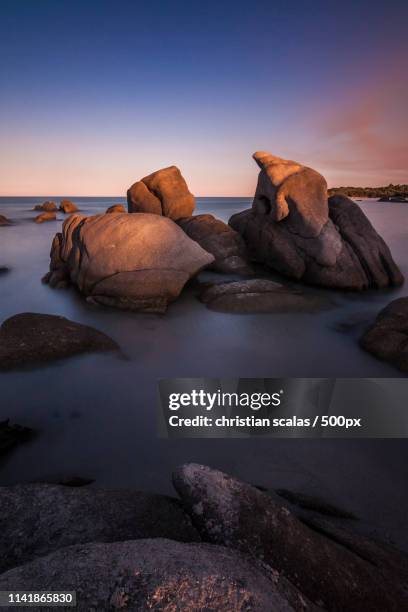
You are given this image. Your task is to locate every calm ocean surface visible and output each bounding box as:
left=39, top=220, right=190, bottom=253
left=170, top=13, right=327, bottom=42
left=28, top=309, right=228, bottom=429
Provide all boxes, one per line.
left=1, top=196, right=408, bottom=548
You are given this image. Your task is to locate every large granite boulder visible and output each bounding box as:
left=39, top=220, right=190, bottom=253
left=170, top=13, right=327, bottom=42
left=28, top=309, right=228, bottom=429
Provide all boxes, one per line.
left=0, top=539, right=295, bottom=611
left=59, top=200, right=78, bottom=214
left=360, top=297, right=408, bottom=372
left=0, top=313, right=118, bottom=369
left=252, top=151, right=328, bottom=237
left=43, top=213, right=214, bottom=312
left=178, top=214, right=252, bottom=274
left=127, top=165, right=195, bottom=220
left=0, top=485, right=199, bottom=573
left=229, top=153, right=403, bottom=290
left=173, top=464, right=408, bottom=611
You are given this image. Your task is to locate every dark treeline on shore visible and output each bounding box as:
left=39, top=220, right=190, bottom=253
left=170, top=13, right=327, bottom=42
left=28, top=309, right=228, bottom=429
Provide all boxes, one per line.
left=328, top=184, right=408, bottom=200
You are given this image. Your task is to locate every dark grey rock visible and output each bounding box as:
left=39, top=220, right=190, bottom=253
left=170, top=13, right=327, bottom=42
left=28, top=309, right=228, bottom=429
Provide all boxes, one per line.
left=360, top=297, right=408, bottom=372
left=178, top=214, right=253, bottom=275
left=0, top=313, right=119, bottom=370
left=200, top=279, right=329, bottom=313
left=0, top=420, right=34, bottom=457
left=0, top=539, right=295, bottom=611
left=0, top=214, right=11, bottom=226
left=173, top=463, right=408, bottom=611
left=0, top=485, right=200, bottom=574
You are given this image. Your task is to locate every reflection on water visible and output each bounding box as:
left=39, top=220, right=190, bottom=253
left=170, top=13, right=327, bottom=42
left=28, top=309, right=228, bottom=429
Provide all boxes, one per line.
left=1, top=197, right=408, bottom=548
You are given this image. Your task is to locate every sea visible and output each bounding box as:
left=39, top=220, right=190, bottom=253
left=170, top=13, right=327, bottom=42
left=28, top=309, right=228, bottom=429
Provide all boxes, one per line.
left=1, top=196, right=408, bottom=549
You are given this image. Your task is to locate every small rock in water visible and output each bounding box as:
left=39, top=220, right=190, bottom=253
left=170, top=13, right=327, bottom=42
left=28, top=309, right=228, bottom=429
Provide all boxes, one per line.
left=105, top=204, right=126, bottom=213
left=360, top=297, right=408, bottom=372
left=59, top=199, right=78, bottom=214
left=0, top=266, right=10, bottom=274
left=34, top=211, right=56, bottom=223
left=0, top=420, right=34, bottom=457
left=0, top=313, right=119, bottom=370
left=0, top=214, right=11, bottom=226
left=200, top=279, right=328, bottom=313
left=33, top=201, right=57, bottom=212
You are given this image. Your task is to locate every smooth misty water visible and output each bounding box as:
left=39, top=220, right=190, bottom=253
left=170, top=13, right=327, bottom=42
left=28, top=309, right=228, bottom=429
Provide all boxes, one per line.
left=1, top=197, right=408, bottom=548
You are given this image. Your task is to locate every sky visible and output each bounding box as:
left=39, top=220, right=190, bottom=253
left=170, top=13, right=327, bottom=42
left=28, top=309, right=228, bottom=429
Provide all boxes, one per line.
left=0, top=0, right=407, bottom=196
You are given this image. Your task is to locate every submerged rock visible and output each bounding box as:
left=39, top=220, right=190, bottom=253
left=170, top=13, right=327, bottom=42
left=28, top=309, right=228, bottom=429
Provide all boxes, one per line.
left=178, top=214, right=253, bottom=274
left=0, top=214, right=11, bottom=226
left=229, top=153, right=403, bottom=290
left=200, top=279, right=328, bottom=313
left=0, top=539, right=295, bottom=611
left=0, top=313, right=118, bottom=369
left=0, top=420, right=34, bottom=457
left=0, top=485, right=199, bottom=573
left=173, top=463, right=408, bottom=611
left=59, top=200, right=78, bottom=214
left=34, top=201, right=57, bottom=212
left=105, top=203, right=126, bottom=214
left=127, top=165, right=195, bottom=220
left=34, top=211, right=56, bottom=223
left=44, top=213, right=214, bottom=313
left=360, top=297, right=408, bottom=372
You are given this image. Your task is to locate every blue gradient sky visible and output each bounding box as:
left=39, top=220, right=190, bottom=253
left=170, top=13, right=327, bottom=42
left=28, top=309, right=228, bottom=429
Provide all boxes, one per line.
left=1, top=0, right=407, bottom=195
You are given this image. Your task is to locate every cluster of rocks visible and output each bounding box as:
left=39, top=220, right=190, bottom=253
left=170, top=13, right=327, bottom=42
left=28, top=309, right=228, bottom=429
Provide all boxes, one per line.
left=229, top=152, right=403, bottom=290
left=43, top=155, right=403, bottom=315
left=0, top=464, right=406, bottom=610
left=33, top=200, right=79, bottom=223
left=43, top=165, right=251, bottom=312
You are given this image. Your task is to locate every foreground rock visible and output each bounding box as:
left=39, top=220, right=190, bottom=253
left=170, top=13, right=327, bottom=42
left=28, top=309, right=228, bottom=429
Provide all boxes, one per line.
left=0, top=214, right=11, bottom=226
left=44, top=213, right=214, bottom=312
left=34, top=201, right=57, bottom=212
left=0, top=539, right=294, bottom=611
left=0, top=266, right=9, bottom=274
left=106, top=203, right=126, bottom=213
left=128, top=165, right=195, bottom=220
left=178, top=214, right=252, bottom=274
left=34, top=211, right=56, bottom=223
left=173, top=463, right=408, bottom=611
left=0, top=485, right=199, bottom=573
left=360, top=297, right=408, bottom=372
left=200, top=279, right=328, bottom=313
left=59, top=199, right=78, bottom=214
left=0, top=313, right=118, bottom=369
left=229, top=153, right=403, bottom=290
left=0, top=420, right=33, bottom=457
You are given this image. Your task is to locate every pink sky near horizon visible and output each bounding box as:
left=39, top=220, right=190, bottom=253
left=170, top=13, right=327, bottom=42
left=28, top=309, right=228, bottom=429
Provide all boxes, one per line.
left=1, top=9, right=407, bottom=197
